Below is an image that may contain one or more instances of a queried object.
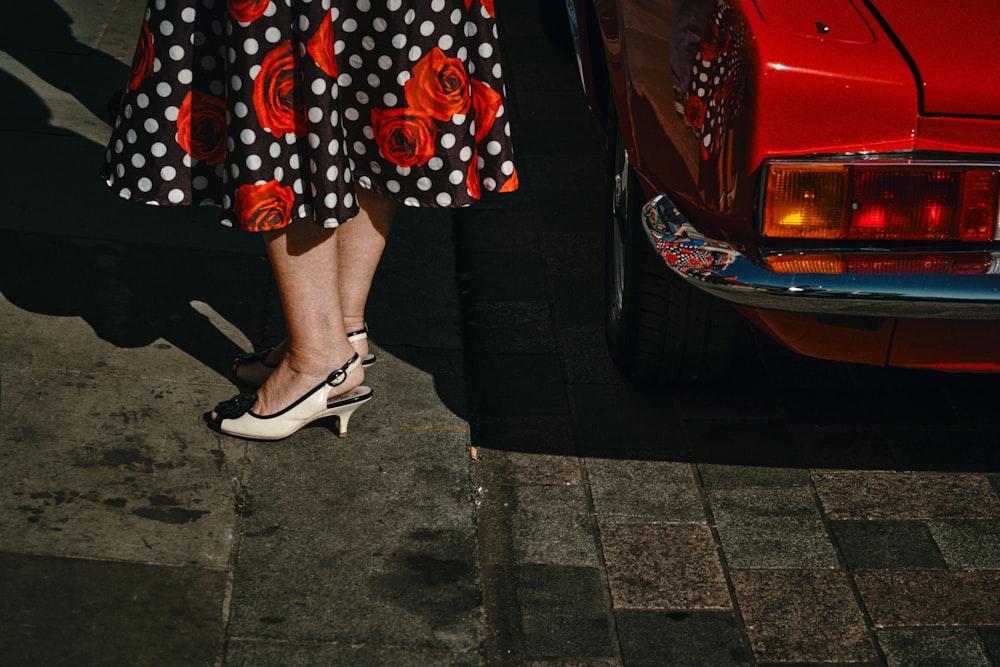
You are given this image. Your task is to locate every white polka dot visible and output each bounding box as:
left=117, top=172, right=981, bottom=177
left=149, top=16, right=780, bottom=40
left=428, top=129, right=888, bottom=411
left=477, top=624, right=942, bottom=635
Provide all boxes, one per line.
left=137, top=177, right=152, bottom=192
left=356, top=90, right=370, bottom=104
left=311, top=78, right=327, bottom=95
left=274, top=166, right=284, bottom=180
left=358, top=176, right=372, bottom=189
left=362, top=36, right=376, bottom=51
left=436, top=192, right=452, bottom=206
left=289, top=154, right=300, bottom=169
left=487, top=141, right=501, bottom=155
left=387, top=0, right=402, bottom=10
left=151, top=142, right=167, bottom=157
left=338, top=72, right=354, bottom=87
left=366, top=73, right=381, bottom=88
left=136, top=93, right=150, bottom=108
left=391, top=33, right=407, bottom=49
left=231, top=75, right=243, bottom=91
left=168, top=189, right=185, bottom=203
left=450, top=9, right=462, bottom=24
left=501, top=160, right=514, bottom=175
left=308, top=107, right=324, bottom=123
left=459, top=146, right=473, bottom=161
left=428, top=157, right=443, bottom=171
left=144, top=118, right=159, bottom=133
left=353, top=141, right=366, bottom=155
left=239, top=128, right=255, bottom=145
left=326, top=165, right=339, bottom=181
left=118, top=187, right=132, bottom=198
left=168, top=45, right=185, bottom=61
left=440, top=133, right=456, bottom=149
left=383, top=92, right=398, bottom=106
left=244, top=38, right=259, bottom=55
left=464, top=22, right=478, bottom=37
left=407, top=46, right=422, bottom=62
left=345, top=107, right=360, bottom=121
left=431, top=0, right=445, bottom=11
left=230, top=164, right=240, bottom=178
left=247, top=154, right=262, bottom=170
left=160, top=165, right=176, bottom=180
left=177, top=69, right=192, bottom=85
left=373, top=17, right=387, bottom=32
left=404, top=9, right=416, bottom=24
left=439, top=35, right=454, bottom=51
left=342, top=18, right=358, bottom=32
left=156, top=82, right=172, bottom=98
left=324, top=193, right=338, bottom=207
left=265, top=27, right=282, bottom=43
left=420, top=21, right=435, bottom=37
left=484, top=177, right=497, bottom=191
left=159, top=20, right=174, bottom=36
left=449, top=170, right=464, bottom=185
left=349, top=54, right=364, bottom=69
left=404, top=196, right=420, bottom=206
left=126, top=129, right=138, bottom=144
left=181, top=7, right=196, bottom=22
left=234, top=101, right=249, bottom=118
left=479, top=43, right=494, bottom=58
left=298, top=16, right=311, bottom=32
left=308, top=133, right=321, bottom=149
left=328, top=138, right=340, bottom=155
left=269, top=143, right=281, bottom=158
left=416, top=177, right=432, bottom=191
left=378, top=55, right=393, bottom=70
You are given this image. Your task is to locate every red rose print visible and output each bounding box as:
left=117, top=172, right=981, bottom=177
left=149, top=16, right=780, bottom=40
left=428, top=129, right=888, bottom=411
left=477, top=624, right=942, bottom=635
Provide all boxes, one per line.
left=499, top=168, right=519, bottom=193
left=233, top=180, right=295, bottom=232
left=405, top=47, right=471, bottom=121
left=699, top=19, right=730, bottom=62
left=229, top=0, right=270, bottom=24
left=371, top=107, right=438, bottom=168
left=127, top=21, right=154, bottom=91
left=306, top=12, right=337, bottom=78
left=685, top=94, right=706, bottom=131
left=176, top=91, right=228, bottom=165
left=253, top=41, right=307, bottom=137
left=466, top=159, right=481, bottom=200
left=470, top=78, right=502, bottom=143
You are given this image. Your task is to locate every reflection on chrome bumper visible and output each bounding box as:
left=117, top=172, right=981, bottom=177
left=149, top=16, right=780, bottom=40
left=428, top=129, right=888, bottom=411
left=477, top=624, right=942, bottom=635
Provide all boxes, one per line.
left=641, top=194, right=1000, bottom=319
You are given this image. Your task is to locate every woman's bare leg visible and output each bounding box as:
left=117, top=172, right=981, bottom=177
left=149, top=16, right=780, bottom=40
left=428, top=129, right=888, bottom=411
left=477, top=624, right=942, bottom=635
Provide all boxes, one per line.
left=232, top=220, right=360, bottom=418
left=246, top=188, right=396, bottom=367
left=338, top=188, right=397, bottom=357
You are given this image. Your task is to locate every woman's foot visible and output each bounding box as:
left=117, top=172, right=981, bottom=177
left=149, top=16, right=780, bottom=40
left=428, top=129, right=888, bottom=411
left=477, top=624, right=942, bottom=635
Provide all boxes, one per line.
left=206, top=351, right=370, bottom=440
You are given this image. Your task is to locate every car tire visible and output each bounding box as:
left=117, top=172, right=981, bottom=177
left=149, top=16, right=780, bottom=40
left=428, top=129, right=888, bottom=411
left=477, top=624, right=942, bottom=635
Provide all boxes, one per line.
left=604, top=110, right=740, bottom=385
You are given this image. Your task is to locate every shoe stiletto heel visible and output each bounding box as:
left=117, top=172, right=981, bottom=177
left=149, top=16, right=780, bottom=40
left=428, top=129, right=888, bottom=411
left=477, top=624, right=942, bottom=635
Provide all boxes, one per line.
left=206, top=354, right=371, bottom=441
left=233, top=326, right=376, bottom=388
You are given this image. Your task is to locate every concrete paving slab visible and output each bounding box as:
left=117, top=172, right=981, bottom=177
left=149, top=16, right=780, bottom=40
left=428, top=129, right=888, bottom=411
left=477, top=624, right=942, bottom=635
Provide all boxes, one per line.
left=0, top=551, right=227, bottom=667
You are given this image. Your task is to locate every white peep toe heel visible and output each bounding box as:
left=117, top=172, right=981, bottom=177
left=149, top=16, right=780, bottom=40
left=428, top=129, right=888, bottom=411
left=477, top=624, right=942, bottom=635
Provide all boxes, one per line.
left=233, top=326, right=376, bottom=388
left=206, top=353, right=372, bottom=441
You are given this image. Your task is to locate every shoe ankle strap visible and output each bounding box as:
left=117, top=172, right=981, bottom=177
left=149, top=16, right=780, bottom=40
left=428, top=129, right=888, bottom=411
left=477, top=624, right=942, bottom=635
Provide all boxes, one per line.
left=326, top=353, right=360, bottom=387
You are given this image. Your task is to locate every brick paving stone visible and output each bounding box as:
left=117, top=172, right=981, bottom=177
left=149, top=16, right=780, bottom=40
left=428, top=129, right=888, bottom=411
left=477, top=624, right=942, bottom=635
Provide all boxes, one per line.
left=467, top=353, right=569, bottom=417
left=813, top=471, right=1000, bottom=520
left=615, top=610, right=752, bottom=667
left=786, top=425, right=897, bottom=470
left=507, top=485, right=602, bottom=568
left=585, top=459, right=705, bottom=524
left=730, top=569, right=878, bottom=664
left=504, top=565, right=616, bottom=661
left=831, top=520, right=947, bottom=570
left=980, top=627, right=1000, bottom=663
left=716, top=519, right=840, bottom=569
left=927, top=520, right=1000, bottom=569
left=558, top=326, right=619, bottom=385
left=599, top=523, right=730, bottom=611
left=464, top=300, right=557, bottom=354
left=569, top=384, right=686, bottom=457
left=876, top=628, right=992, bottom=667
left=683, top=418, right=811, bottom=469
left=855, top=571, right=1000, bottom=627
left=697, top=464, right=811, bottom=489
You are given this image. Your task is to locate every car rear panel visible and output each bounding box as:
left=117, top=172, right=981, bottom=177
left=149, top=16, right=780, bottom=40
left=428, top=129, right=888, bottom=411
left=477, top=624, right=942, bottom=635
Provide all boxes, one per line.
left=865, top=0, right=1000, bottom=119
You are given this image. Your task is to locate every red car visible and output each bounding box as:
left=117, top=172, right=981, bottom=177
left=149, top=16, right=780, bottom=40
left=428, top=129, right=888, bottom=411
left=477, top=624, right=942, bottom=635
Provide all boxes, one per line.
left=564, top=0, right=1000, bottom=382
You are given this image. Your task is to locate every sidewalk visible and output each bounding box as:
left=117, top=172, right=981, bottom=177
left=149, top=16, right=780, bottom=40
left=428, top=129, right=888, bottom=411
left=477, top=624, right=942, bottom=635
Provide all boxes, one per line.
left=0, top=2, right=482, bottom=665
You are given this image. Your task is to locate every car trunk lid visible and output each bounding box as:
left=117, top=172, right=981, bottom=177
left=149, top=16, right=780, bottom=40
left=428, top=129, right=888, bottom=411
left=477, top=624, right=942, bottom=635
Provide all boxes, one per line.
left=867, top=0, right=1000, bottom=118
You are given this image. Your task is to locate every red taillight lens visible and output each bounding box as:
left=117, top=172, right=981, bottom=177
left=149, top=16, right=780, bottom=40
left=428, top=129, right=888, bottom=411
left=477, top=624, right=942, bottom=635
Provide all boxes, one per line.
left=763, top=162, right=1000, bottom=241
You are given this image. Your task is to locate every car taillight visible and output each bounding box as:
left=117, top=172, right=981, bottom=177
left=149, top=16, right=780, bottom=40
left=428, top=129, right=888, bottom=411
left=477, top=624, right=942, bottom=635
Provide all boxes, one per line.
left=765, top=252, right=996, bottom=274
left=763, top=162, right=1000, bottom=241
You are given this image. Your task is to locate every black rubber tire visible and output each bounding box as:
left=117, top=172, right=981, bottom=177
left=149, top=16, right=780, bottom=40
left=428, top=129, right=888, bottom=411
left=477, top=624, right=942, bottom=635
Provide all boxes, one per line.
left=603, top=111, right=740, bottom=385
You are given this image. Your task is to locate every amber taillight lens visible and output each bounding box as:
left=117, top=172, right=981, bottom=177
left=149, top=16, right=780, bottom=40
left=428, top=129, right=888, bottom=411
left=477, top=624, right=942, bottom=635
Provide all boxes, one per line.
left=763, top=162, right=1000, bottom=241
left=766, top=252, right=996, bottom=274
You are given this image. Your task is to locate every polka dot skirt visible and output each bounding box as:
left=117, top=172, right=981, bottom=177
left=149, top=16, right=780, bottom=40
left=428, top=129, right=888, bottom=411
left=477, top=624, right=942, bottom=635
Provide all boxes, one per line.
left=104, top=0, right=519, bottom=232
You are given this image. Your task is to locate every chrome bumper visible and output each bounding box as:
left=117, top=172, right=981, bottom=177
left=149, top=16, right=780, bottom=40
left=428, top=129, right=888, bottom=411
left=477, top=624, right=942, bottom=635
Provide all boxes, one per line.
left=641, top=194, right=1000, bottom=319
